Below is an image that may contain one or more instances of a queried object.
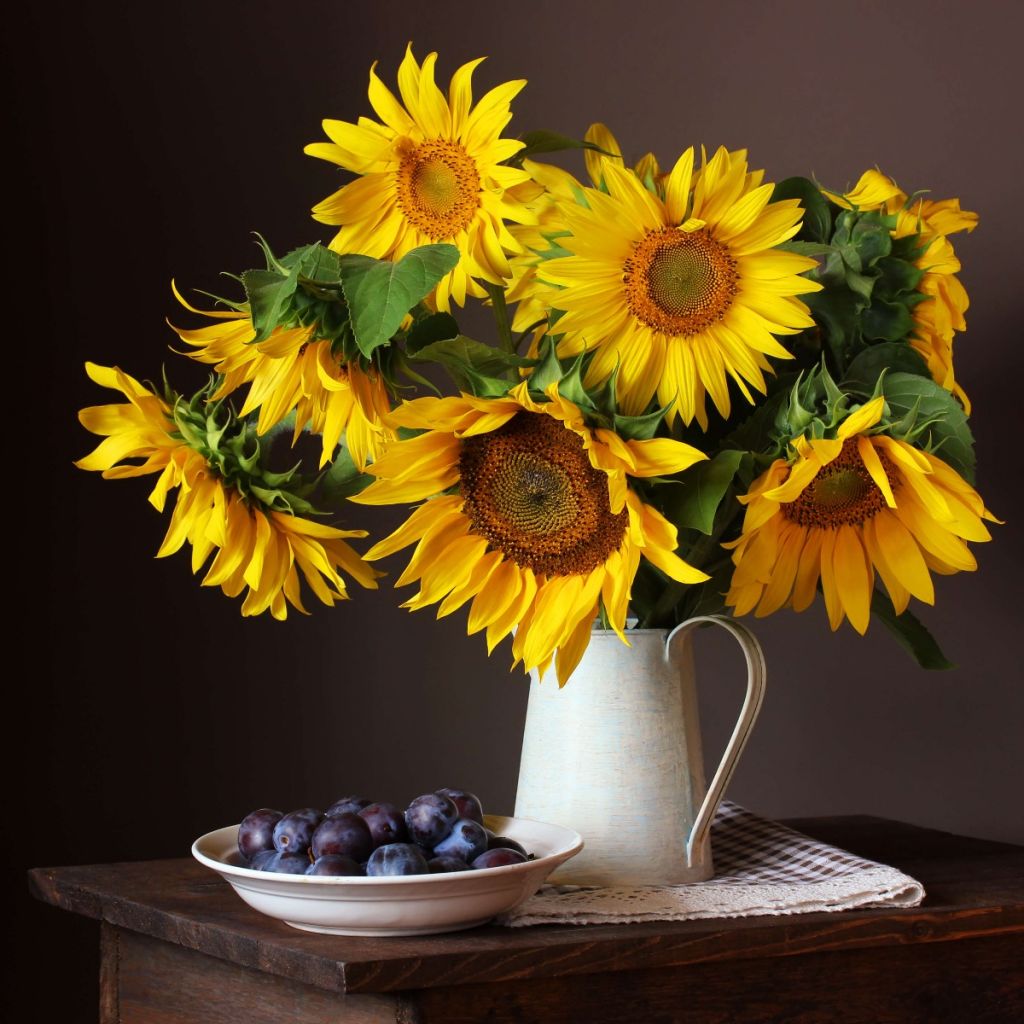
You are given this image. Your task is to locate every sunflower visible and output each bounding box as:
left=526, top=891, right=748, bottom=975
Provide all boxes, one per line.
left=825, top=169, right=978, bottom=410
left=508, top=122, right=662, bottom=343
left=304, top=46, right=536, bottom=312
left=170, top=286, right=393, bottom=470
left=76, top=363, right=380, bottom=619
left=351, top=382, right=709, bottom=683
left=725, top=397, right=997, bottom=634
left=538, top=146, right=822, bottom=427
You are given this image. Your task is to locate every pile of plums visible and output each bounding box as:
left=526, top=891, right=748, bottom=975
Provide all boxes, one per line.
left=236, top=788, right=532, bottom=876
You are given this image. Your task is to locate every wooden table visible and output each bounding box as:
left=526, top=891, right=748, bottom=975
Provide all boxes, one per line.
left=29, top=816, right=1024, bottom=1023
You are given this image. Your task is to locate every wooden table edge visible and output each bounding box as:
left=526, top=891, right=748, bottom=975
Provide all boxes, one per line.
left=27, top=815, right=1024, bottom=996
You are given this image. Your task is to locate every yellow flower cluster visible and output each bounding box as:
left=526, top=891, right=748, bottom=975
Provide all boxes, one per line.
left=75, top=48, right=996, bottom=679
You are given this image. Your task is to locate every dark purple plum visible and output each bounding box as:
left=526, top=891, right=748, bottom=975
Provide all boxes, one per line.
left=428, top=855, right=472, bottom=873
left=273, top=808, right=323, bottom=854
left=435, top=788, right=484, bottom=825
left=261, top=851, right=310, bottom=874
left=311, top=812, right=374, bottom=861
left=433, top=818, right=488, bottom=863
left=237, top=808, right=283, bottom=860
left=487, top=835, right=528, bottom=856
left=404, top=793, right=458, bottom=848
left=248, top=849, right=277, bottom=871
left=471, top=848, right=528, bottom=870
left=359, top=802, right=408, bottom=847
left=366, top=843, right=429, bottom=876
left=326, top=796, right=372, bottom=817
left=306, top=854, right=364, bottom=876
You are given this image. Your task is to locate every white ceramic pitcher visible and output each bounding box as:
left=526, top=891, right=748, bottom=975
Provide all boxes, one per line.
left=514, top=615, right=766, bottom=887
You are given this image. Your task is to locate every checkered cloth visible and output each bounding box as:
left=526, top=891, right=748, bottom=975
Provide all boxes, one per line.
left=498, top=802, right=924, bottom=927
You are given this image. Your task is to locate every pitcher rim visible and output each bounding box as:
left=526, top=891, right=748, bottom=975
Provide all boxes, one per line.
left=589, top=626, right=671, bottom=636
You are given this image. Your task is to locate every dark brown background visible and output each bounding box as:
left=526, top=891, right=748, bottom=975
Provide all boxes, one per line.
left=7, top=0, right=1023, bottom=1016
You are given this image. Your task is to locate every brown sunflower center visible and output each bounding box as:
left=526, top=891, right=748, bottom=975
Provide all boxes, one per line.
left=623, top=226, right=739, bottom=336
left=396, top=139, right=481, bottom=239
left=459, top=412, right=628, bottom=576
left=781, top=439, right=897, bottom=528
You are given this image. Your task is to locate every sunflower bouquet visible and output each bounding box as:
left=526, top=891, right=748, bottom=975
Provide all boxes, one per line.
left=77, top=47, right=997, bottom=684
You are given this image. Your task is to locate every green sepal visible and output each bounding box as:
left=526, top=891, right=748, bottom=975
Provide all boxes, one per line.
left=169, top=383, right=320, bottom=517
left=871, top=590, right=954, bottom=670
left=191, top=286, right=249, bottom=313
left=846, top=214, right=892, bottom=268
left=242, top=262, right=301, bottom=343
left=613, top=404, right=671, bottom=441
left=339, top=244, right=460, bottom=358
left=280, top=241, right=342, bottom=282
left=554, top=352, right=598, bottom=414
left=527, top=335, right=564, bottom=391
left=248, top=483, right=317, bottom=515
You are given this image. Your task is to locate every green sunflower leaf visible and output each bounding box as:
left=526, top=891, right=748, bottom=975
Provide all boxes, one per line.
left=876, top=372, right=975, bottom=481
left=843, top=343, right=930, bottom=391
left=340, top=244, right=460, bottom=358
left=410, top=335, right=528, bottom=394
left=871, top=590, right=954, bottom=670
left=862, top=299, right=915, bottom=342
left=771, top=177, right=832, bottom=243
left=876, top=255, right=925, bottom=296
left=459, top=366, right=519, bottom=398
left=406, top=312, right=460, bottom=354
left=802, top=289, right=864, bottom=372
left=777, top=241, right=834, bottom=257
left=513, top=130, right=616, bottom=163
left=663, top=449, right=745, bottom=535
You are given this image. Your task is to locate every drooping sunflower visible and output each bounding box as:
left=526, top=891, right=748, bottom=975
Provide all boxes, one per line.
left=351, top=383, right=709, bottom=683
left=724, top=397, right=997, bottom=634
left=538, top=146, right=822, bottom=427
left=171, top=287, right=393, bottom=470
left=76, top=363, right=380, bottom=619
left=825, top=169, right=978, bottom=410
left=304, top=46, right=536, bottom=311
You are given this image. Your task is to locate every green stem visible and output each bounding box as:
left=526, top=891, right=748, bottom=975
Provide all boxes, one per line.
left=638, top=495, right=743, bottom=628
left=482, top=282, right=515, bottom=354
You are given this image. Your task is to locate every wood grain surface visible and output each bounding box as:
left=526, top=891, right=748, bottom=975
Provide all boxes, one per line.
left=28, top=815, right=1019, bottom=1024
left=28, top=815, right=1024, bottom=1006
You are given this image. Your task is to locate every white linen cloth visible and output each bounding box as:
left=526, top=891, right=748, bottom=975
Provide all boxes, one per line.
left=498, top=801, right=924, bottom=927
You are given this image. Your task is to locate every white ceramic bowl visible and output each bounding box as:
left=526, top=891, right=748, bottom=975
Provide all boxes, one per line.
left=192, top=814, right=582, bottom=936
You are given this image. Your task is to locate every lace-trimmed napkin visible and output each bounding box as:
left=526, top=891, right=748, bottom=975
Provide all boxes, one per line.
left=498, top=802, right=924, bottom=927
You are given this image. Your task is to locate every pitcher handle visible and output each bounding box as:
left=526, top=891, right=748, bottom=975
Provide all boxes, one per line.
left=665, top=615, right=767, bottom=868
